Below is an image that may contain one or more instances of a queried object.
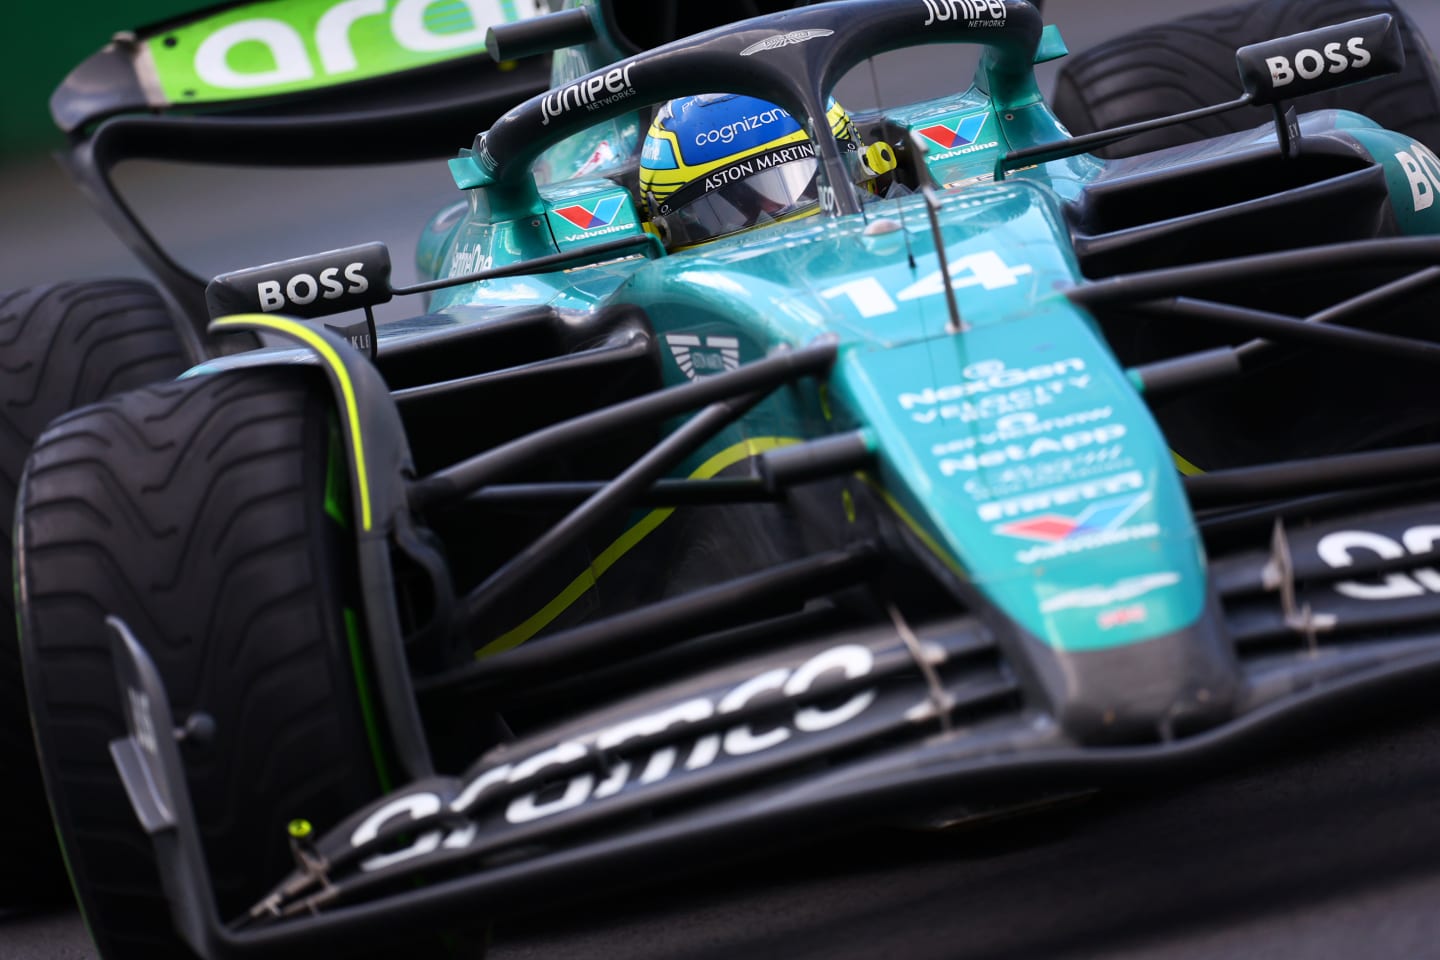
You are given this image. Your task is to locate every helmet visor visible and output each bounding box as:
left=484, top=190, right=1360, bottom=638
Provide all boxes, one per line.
left=654, top=155, right=819, bottom=249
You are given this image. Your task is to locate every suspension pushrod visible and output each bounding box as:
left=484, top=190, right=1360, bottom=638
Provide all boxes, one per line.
left=1131, top=268, right=1440, bottom=398
left=512, top=604, right=848, bottom=710
left=422, top=545, right=877, bottom=698
left=462, top=431, right=872, bottom=510
left=466, top=477, right=777, bottom=508
left=1135, top=297, right=1440, bottom=365
left=1235, top=266, right=1440, bottom=365
left=1068, top=237, right=1440, bottom=307
left=1185, top=442, right=1440, bottom=506
left=998, top=95, right=1251, bottom=178
left=392, top=330, right=651, bottom=405
left=456, top=389, right=769, bottom=629
left=410, top=338, right=837, bottom=510
left=390, top=234, right=658, bottom=296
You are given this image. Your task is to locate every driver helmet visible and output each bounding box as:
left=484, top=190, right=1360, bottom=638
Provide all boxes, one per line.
left=639, top=93, right=896, bottom=250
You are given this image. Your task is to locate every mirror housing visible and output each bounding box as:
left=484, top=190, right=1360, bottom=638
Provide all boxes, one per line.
left=486, top=7, right=595, bottom=62
left=206, top=242, right=393, bottom=321
left=1236, top=14, right=1403, bottom=106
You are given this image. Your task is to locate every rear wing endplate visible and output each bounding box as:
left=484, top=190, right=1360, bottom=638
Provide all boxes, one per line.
left=53, top=0, right=550, bottom=134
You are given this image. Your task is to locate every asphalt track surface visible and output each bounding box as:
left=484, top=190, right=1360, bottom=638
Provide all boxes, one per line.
left=5, top=0, right=1440, bottom=957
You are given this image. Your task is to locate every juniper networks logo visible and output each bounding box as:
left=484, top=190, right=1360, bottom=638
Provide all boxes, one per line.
left=921, top=0, right=1007, bottom=28
left=552, top=196, right=625, bottom=231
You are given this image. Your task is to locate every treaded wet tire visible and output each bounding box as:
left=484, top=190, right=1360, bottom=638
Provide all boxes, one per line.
left=0, top=280, right=189, bottom=904
left=15, top=368, right=384, bottom=959
left=1052, top=0, right=1440, bottom=157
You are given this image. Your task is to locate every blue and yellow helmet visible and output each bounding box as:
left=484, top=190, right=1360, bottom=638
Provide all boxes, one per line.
left=639, top=93, right=888, bottom=250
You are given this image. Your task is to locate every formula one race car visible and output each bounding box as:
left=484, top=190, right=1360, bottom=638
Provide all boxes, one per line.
left=8, top=0, right=1440, bottom=957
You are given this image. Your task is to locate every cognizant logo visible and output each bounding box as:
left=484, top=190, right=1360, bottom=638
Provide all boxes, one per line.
left=695, top=107, right=793, bottom=146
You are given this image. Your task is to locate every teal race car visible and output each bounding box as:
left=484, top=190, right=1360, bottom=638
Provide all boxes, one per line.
left=9, top=0, right=1440, bottom=956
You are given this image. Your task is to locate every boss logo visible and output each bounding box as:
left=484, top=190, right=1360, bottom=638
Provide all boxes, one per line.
left=257, top=263, right=369, bottom=312
left=206, top=242, right=393, bottom=321
left=1236, top=15, right=1402, bottom=106
left=1396, top=141, right=1440, bottom=213
left=1264, top=36, right=1371, bottom=89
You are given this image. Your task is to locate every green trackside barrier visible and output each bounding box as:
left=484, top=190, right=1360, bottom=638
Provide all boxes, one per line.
left=4, top=1, right=192, bottom=158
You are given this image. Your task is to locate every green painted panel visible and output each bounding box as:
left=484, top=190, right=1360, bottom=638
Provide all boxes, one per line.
left=144, top=0, right=517, bottom=104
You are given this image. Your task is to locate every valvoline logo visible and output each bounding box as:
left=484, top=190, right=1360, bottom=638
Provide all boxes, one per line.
left=553, top=195, right=626, bottom=230
left=916, top=112, right=989, bottom=150
left=995, top=493, right=1149, bottom=543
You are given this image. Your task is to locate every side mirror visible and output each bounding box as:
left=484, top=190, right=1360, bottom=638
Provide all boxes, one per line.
left=999, top=13, right=1407, bottom=179
left=205, top=242, right=394, bottom=321
left=1236, top=14, right=1403, bottom=106
left=486, top=7, right=594, bottom=62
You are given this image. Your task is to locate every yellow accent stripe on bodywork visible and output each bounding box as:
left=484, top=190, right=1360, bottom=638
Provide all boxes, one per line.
left=1171, top=450, right=1205, bottom=476
left=858, top=473, right=966, bottom=581
left=211, top=315, right=373, bottom=531
left=476, top=436, right=802, bottom=658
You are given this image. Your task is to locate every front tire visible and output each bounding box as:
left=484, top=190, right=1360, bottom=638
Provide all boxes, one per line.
left=0, top=280, right=189, bottom=904
left=1052, top=0, right=1440, bottom=156
left=16, top=368, right=384, bottom=958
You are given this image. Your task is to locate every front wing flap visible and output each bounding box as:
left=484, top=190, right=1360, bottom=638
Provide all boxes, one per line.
left=105, top=488, right=1440, bottom=959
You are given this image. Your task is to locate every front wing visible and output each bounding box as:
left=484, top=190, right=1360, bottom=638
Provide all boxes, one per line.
left=107, top=486, right=1440, bottom=959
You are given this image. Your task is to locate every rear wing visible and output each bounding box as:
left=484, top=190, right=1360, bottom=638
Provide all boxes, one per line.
left=53, top=0, right=552, bottom=134
left=52, top=0, right=850, bottom=352
left=54, top=0, right=555, bottom=339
